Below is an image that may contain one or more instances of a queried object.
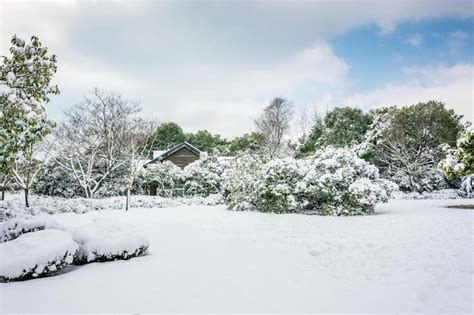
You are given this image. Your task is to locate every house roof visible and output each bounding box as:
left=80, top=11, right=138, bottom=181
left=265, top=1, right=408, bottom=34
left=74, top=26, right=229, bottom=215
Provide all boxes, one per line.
left=146, top=141, right=201, bottom=165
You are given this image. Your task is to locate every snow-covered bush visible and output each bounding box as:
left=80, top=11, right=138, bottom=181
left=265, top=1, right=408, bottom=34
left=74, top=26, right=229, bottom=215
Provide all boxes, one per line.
left=224, top=148, right=396, bottom=215
left=33, top=160, right=83, bottom=198
left=0, top=229, right=77, bottom=281
left=72, top=219, right=149, bottom=263
left=141, top=161, right=182, bottom=196
left=439, top=125, right=473, bottom=181
left=458, top=175, right=473, bottom=198
left=253, top=158, right=307, bottom=213
left=223, top=154, right=266, bottom=211
left=0, top=215, right=58, bottom=242
left=303, top=147, right=397, bottom=215
left=182, top=154, right=225, bottom=197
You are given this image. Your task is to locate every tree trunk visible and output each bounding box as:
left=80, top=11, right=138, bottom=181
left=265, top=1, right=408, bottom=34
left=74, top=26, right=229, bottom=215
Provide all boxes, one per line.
left=125, top=186, right=131, bottom=212
left=1, top=185, right=5, bottom=201
left=24, top=188, right=30, bottom=208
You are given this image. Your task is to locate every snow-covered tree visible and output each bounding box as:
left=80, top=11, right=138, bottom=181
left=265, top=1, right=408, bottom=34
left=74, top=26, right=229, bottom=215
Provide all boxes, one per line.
left=182, top=154, right=225, bottom=197
left=0, top=35, right=59, bottom=205
left=11, top=138, right=54, bottom=207
left=364, top=102, right=462, bottom=193
left=55, top=89, right=139, bottom=198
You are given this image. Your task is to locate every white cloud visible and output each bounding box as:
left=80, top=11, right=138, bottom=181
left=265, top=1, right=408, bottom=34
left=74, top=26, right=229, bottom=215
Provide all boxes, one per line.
left=346, top=63, right=474, bottom=121
left=449, top=30, right=470, bottom=54
left=406, top=33, right=423, bottom=47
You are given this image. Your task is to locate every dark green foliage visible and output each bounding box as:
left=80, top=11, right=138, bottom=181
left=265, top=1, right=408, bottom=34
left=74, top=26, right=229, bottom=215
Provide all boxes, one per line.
left=368, top=101, right=463, bottom=192
left=297, top=107, right=372, bottom=157
left=149, top=122, right=186, bottom=151
left=186, top=130, right=227, bottom=153
left=226, top=132, right=264, bottom=155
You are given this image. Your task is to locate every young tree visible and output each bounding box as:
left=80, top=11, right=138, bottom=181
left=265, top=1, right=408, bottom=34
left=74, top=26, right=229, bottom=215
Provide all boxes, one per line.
left=254, top=97, right=293, bottom=159
left=149, top=122, right=186, bottom=151
left=11, top=139, right=53, bottom=207
left=0, top=35, right=59, bottom=205
left=56, top=89, right=139, bottom=198
left=123, top=119, right=157, bottom=211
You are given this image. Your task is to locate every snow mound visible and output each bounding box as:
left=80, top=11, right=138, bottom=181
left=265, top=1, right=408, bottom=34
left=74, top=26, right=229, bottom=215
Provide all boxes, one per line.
left=72, top=220, right=149, bottom=263
left=0, top=215, right=59, bottom=243
left=0, top=229, right=78, bottom=281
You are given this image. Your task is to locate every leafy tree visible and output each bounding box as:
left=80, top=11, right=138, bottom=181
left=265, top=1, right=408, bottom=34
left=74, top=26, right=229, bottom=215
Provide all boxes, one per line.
left=226, top=132, right=264, bottom=155
left=149, top=122, right=186, bottom=151
left=186, top=130, right=226, bottom=153
left=297, top=107, right=371, bottom=157
left=0, top=35, right=59, bottom=206
left=366, top=101, right=463, bottom=192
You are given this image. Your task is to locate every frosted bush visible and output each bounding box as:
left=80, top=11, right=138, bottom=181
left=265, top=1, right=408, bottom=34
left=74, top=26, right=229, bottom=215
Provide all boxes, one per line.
left=224, top=148, right=397, bottom=215
left=182, top=155, right=225, bottom=197
left=0, top=215, right=59, bottom=242
left=0, top=229, right=77, bottom=281
left=303, top=147, right=397, bottom=215
left=222, top=154, right=266, bottom=211
left=253, top=157, right=307, bottom=213
left=72, top=219, right=149, bottom=263
left=141, top=161, right=182, bottom=196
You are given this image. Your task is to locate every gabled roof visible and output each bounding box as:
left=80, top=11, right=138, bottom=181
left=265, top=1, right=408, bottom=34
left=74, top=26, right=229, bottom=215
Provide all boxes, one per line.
left=146, top=141, right=201, bottom=165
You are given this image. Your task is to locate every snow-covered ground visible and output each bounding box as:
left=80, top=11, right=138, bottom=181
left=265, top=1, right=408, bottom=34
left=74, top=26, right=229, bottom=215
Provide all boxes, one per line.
left=1, top=199, right=473, bottom=313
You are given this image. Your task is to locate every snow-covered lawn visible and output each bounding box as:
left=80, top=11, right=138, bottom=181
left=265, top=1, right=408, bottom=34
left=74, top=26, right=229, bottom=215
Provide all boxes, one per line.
left=1, top=199, right=473, bottom=313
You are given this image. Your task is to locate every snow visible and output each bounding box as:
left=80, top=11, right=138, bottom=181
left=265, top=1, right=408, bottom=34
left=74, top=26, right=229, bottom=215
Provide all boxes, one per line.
left=73, top=219, right=149, bottom=263
left=0, top=215, right=59, bottom=242
left=0, top=229, right=77, bottom=281
left=0, top=198, right=472, bottom=313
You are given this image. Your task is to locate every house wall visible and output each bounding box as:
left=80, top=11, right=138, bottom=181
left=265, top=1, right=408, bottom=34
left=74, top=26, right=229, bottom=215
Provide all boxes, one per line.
left=163, top=147, right=199, bottom=168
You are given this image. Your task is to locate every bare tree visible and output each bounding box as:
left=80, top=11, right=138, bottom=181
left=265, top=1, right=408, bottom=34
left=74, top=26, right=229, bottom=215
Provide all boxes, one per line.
left=56, top=89, right=140, bottom=198
left=123, top=119, right=157, bottom=211
left=11, top=139, right=53, bottom=207
left=296, top=105, right=311, bottom=144
left=254, top=97, right=293, bottom=159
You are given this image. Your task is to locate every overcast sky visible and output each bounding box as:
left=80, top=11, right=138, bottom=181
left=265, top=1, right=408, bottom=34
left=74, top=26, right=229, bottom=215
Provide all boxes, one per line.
left=1, top=0, right=473, bottom=138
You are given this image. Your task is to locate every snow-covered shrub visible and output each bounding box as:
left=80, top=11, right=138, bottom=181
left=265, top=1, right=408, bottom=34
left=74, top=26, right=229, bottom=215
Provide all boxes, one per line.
left=458, top=175, right=473, bottom=198
left=0, top=215, right=58, bottom=242
left=141, top=161, right=182, bottom=196
left=33, top=160, right=83, bottom=198
left=393, top=168, right=447, bottom=193
left=253, top=158, right=307, bottom=213
left=223, top=154, right=266, bottom=211
left=0, top=229, right=77, bottom=281
left=72, top=219, right=149, bottom=263
left=439, top=125, right=473, bottom=181
left=303, top=147, right=397, bottom=215
left=182, top=154, right=225, bottom=197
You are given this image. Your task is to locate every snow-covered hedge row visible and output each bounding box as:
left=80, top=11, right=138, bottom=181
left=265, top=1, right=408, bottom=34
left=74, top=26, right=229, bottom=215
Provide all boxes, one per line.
left=0, top=194, right=223, bottom=219
left=0, top=215, right=58, bottom=242
left=0, top=218, right=150, bottom=281
left=224, top=147, right=397, bottom=215
left=73, top=220, right=149, bottom=263
left=0, top=230, right=77, bottom=281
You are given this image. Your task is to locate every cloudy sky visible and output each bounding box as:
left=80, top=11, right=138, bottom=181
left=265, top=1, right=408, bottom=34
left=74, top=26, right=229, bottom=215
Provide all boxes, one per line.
left=1, top=0, right=473, bottom=138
